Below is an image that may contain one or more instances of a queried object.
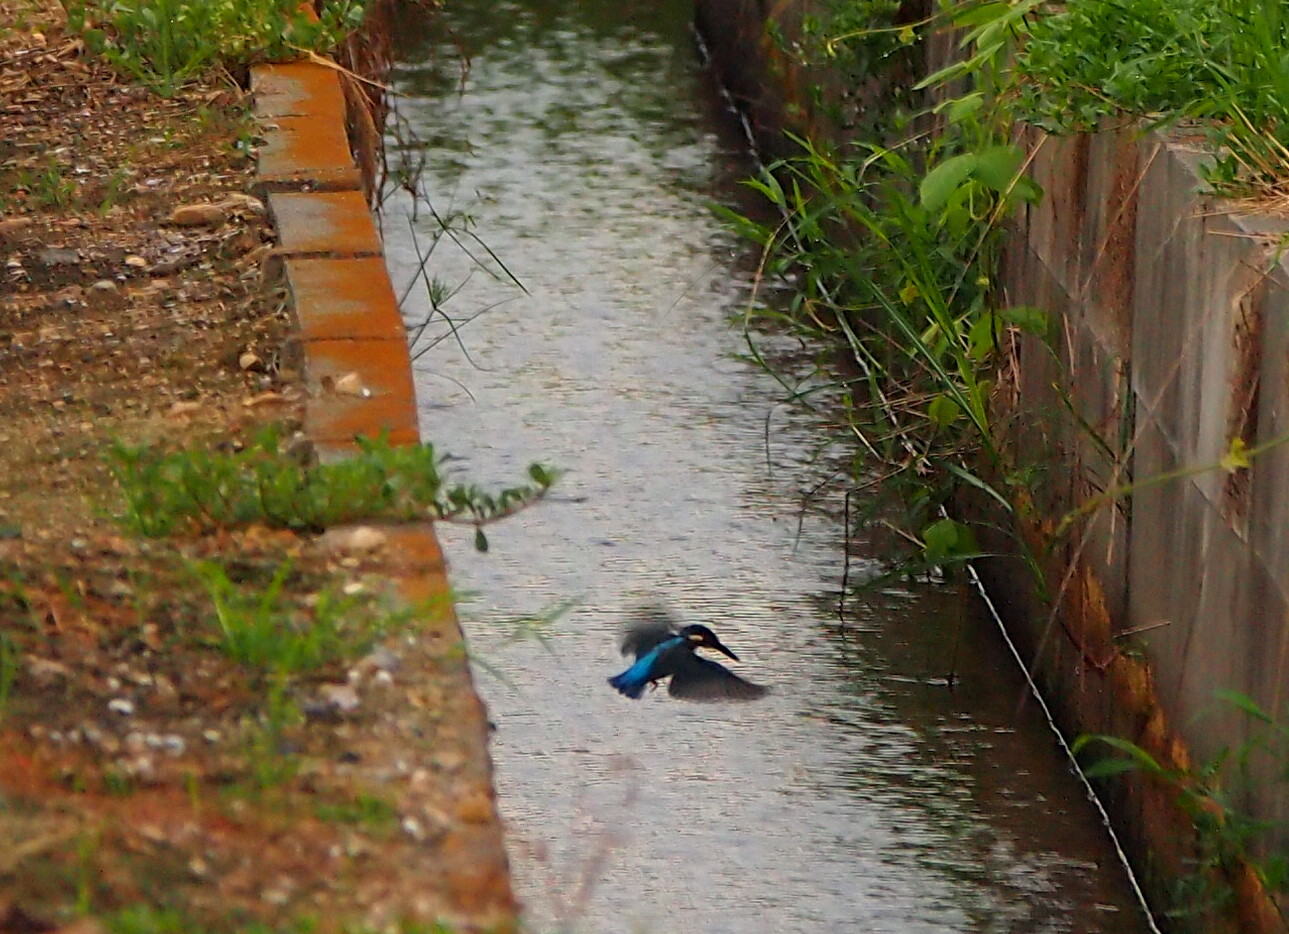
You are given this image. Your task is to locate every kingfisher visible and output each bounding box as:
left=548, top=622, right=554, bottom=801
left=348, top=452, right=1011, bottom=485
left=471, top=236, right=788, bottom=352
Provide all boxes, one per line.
left=607, top=608, right=768, bottom=701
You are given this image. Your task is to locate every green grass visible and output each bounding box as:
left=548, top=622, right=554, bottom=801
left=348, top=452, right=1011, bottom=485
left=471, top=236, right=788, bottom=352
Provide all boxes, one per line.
left=722, top=130, right=1044, bottom=573
left=103, top=903, right=463, bottom=934
left=65, top=0, right=368, bottom=96
left=0, top=631, right=15, bottom=722
left=108, top=428, right=557, bottom=551
left=15, top=158, right=78, bottom=209
left=313, top=792, right=399, bottom=832
left=187, top=558, right=404, bottom=676
left=1074, top=690, right=1289, bottom=915
left=1015, top=0, right=1289, bottom=191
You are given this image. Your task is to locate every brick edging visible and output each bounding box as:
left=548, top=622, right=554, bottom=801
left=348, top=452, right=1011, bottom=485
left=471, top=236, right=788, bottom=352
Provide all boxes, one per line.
left=249, top=60, right=518, bottom=930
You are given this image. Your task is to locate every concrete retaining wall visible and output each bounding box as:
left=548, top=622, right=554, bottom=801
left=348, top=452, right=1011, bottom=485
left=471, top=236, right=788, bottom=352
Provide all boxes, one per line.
left=1003, top=120, right=1289, bottom=913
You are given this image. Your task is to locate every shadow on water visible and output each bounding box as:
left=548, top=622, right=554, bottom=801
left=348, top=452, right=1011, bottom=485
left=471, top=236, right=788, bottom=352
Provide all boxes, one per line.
left=380, top=1, right=1153, bottom=931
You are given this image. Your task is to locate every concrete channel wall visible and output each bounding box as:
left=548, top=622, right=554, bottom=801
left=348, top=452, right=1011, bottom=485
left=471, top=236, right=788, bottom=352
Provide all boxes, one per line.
left=697, top=1, right=1289, bottom=929
left=998, top=124, right=1289, bottom=933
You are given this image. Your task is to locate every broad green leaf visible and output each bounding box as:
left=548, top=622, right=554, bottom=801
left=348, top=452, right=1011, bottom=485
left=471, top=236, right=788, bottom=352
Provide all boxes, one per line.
left=1083, top=758, right=1146, bottom=779
left=952, top=1, right=1010, bottom=29
left=928, top=394, right=961, bottom=428
left=967, top=313, right=997, bottom=359
left=913, top=59, right=971, bottom=91
left=936, top=92, right=984, bottom=124
left=972, top=144, right=1025, bottom=192
left=999, top=305, right=1048, bottom=335
left=919, top=153, right=977, bottom=213
left=1072, top=734, right=1166, bottom=776
left=922, top=518, right=978, bottom=562
left=1012, top=175, right=1045, bottom=204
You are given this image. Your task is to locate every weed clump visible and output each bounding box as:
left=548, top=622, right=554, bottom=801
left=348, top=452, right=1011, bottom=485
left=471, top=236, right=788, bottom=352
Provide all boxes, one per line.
left=65, top=0, right=367, bottom=96
left=108, top=427, right=557, bottom=550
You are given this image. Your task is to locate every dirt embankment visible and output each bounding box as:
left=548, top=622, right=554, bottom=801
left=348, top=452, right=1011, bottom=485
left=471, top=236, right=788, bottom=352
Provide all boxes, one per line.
left=0, top=3, right=516, bottom=930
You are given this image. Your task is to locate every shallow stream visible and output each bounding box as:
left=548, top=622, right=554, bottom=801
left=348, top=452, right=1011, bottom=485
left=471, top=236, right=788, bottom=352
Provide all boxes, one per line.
left=380, top=2, right=1151, bottom=931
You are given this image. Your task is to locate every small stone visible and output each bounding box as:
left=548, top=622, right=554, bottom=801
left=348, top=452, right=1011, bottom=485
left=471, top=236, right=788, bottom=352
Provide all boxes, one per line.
left=332, top=372, right=369, bottom=397
left=360, top=646, right=400, bottom=672
left=0, top=217, right=34, bottom=242
left=124, top=255, right=147, bottom=268
left=26, top=657, right=71, bottom=682
left=51, top=286, right=82, bottom=307
left=431, top=750, right=466, bottom=773
left=166, top=400, right=203, bottom=419
left=38, top=247, right=80, bottom=266
left=242, top=391, right=288, bottom=408
left=343, top=526, right=387, bottom=552
left=238, top=350, right=263, bottom=372
left=217, top=193, right=266, bottom=215
left=318, top=683, right=360, bottom=713
left=90, top=279, right=117, bottom=292
left=107, top=698, right=135, bottom=716
left=169, top=203, right=226, bottom=227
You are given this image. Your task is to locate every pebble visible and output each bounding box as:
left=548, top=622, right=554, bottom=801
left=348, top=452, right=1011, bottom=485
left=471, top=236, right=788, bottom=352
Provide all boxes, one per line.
left=166, top=400, right=203, bottom=419
left=342, top=526, right=387, bottom=552
left=0, top=217, right=34, bottom=241
left=333, top=372, right=370, bottom=397
left=169, top=202, right=226, bottom=227
left=364, top=646, right=400, bottom=671
left=319, top=683, right=361, bottom=713
left=90, top=279, right=118, bottom=292
left=217, top=193, right=266, bottom=215
left=26, top=656, right=71, bottom=682
left=37, top=247, right=79, bottom=266
left=107, top=697, right=135, bottom=716
left=142, top=733, right=186, bottom=756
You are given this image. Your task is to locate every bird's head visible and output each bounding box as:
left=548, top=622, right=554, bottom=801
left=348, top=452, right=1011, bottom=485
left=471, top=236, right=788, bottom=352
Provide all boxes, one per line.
left=680, top=624, right=739, bottom=661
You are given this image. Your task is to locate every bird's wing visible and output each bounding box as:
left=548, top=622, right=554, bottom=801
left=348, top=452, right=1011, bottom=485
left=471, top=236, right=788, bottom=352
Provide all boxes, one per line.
left=620, top=606, right=680, bottom=658
left=667, top=653, right=769, bottom=702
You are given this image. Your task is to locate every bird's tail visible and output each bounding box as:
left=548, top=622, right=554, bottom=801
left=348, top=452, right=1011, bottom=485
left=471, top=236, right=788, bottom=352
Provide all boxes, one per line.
left=608, top=670, right=647, bottom=699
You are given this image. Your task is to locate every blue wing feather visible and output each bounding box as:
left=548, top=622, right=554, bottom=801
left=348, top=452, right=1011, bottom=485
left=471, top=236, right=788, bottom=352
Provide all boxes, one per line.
left=608, top=637, right=681, bottom=699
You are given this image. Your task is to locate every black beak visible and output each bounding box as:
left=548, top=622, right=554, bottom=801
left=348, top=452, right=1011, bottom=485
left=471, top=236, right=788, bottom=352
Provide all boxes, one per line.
left=708, top=637, right=739, bottom=662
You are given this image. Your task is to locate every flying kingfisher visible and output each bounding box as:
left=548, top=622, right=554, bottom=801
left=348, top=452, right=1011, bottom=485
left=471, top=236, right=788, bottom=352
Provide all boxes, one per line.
left=607, top=608, right=768, bottom=701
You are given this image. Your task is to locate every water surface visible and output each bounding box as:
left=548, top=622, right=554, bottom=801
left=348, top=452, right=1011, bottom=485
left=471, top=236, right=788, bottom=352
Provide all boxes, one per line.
left=381, top=2, right=1150, bottom=931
